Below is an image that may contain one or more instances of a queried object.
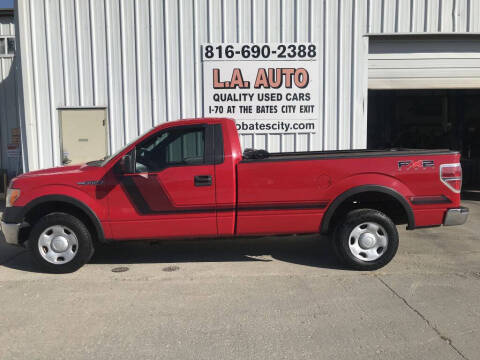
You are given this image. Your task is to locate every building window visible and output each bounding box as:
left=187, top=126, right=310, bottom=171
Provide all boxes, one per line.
left=0, top=37, right=15, bottom=56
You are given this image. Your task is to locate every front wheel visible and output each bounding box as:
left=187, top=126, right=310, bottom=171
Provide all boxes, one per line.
left=27, top=212, right=94, bottom=273
left=334, top=209, right=399, bottom=270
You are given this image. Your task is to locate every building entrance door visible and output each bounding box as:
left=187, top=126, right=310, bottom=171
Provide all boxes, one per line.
left=367, top=90, right=480, bottom=189
left=59, top=108, right=108, bottom=165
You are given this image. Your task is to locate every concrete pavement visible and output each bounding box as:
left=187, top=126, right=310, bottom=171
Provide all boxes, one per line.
left=0, top=200, right=479, bottom=359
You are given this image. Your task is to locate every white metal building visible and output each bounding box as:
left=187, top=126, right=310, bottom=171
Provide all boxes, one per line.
left=8, top=0, right=480, bottom=185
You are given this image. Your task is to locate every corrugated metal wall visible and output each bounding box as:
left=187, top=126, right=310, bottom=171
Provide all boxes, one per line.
left=0, top=15, right=21, bottom=177
left=14, top=0, right=480, bottom=171
left=367, top=0, right=480, bottom=33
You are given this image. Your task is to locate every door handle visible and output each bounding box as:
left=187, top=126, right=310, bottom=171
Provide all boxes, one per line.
left=194, top=175, right=212, bottom=187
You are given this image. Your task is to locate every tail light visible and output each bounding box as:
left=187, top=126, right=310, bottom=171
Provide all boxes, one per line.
left=440, top=163, right=462, bottom=193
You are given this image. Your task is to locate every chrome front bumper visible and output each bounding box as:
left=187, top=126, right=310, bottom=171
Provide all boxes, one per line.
left=0, top=221, right=21, bottom=245
left=444, top=207, right=469, bottom=226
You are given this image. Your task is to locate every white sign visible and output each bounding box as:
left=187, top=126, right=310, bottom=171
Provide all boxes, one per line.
left=202, top=43, right=319, bottom=133
left=7, top=144, right=20, bottom=158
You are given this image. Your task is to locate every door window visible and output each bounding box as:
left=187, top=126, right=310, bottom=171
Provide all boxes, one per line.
left=135, top=127, right=205, bottom=172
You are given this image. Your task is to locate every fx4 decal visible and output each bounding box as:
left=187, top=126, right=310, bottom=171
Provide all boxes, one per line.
left=398, top=160, right=435, bottom=170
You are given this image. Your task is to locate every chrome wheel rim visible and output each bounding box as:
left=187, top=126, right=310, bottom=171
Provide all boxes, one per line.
left=348, top=222, right=388, bottom=262
left=38, top=225, right=79, bottom=264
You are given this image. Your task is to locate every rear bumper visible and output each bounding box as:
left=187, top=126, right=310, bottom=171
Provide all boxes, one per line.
left=0, top=221, right=21, bottom=245
left=443, top=207, right=469, bottom=226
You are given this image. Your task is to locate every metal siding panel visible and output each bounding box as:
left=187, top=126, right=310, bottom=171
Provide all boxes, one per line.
left=209, top=0, right=223, bottom=42
left=470, top=0, right=480, bottom=32
left=282, top=133, right=295, bottom=152
left=136, top=0, right=153, bottom=133
left=165, top=0, right=182, bottom=121
left=224, top=0, right=238, bottom=42
left=75, top=0, right=94, bottom=106
left=105, top=0, right=126, bottom=151
left=368, top=0, right=382, bottom=33
left=426, top=0, right=441, bottom=32
left=194, top=0, right=208, bottom=117
left=296, top=133, right=309, bottom=151
left=238, top=0, right=252, bottom=42
left=353, top=0, right=368, bottom=149
left=240, top=133, right=253, bottom=149
left=179, top=0, right=196, bottom=119
left=254, top=133, right=267, bottom=150
left=411, top=0, right=426, bottom=32
left=16, top=0, right=40, bottom=171
left=454, top=0, right=469, bottom=32
left=30, top=0, right=54, bottom=168
left=151, top=0, right=168, bottom=125
left=310, top=0, right=323, bottom=151
left=269, top=133, right=281, bottom=152
left=440, top=0, right=454, bottom=31
left=396, top=0, right=412, bottom=32
left=252, top=0, right=267, bottom=42
left=296, top=0, right=309, bottom=41
left=267, top=0, right=281, bottom=42
left=282, top=0, right=295, bottom=42
left=45, top=0, right=65, bottom=166
left=382, top=0, right=397, bottom=33
left=60, top=0, right=80, bottom=106
left=90, top=0, right=108, bottom=107
left=324, top=0, right=339, bottom=150
left=338, top=0, right=353, bottom=149
left=120, top=0, right=139, bottom=140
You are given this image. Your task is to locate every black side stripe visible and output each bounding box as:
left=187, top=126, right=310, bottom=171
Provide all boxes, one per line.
left=121, top=176, right=327, bottom=215
left=235, top=202, right=328, bottom=211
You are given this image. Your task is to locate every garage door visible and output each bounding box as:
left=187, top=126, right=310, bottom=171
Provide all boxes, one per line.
left=369, top=36, right=480, bottom=89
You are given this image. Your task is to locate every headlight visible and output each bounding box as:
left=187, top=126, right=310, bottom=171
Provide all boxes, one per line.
left=6, top=188, right=21, bottom=207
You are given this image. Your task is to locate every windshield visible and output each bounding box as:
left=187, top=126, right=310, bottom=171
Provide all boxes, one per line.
left=88, top=128, right=155, bottom=167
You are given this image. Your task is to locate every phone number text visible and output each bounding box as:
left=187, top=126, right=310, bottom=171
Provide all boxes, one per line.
left=203, top=43, right=317, bottom=60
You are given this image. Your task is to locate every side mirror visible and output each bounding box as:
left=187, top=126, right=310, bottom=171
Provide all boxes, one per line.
left=116, top=153, right=134, bottom=174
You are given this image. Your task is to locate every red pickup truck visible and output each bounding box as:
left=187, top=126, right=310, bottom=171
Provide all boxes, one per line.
left=1, top=118, right=469, bottom=272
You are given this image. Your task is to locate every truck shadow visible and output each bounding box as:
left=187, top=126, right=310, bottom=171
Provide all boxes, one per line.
left=1, top=235, right=347, bottom=273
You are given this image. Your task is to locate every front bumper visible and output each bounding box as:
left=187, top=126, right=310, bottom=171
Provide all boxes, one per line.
left=0, top=221, right=21, bottom=245
left=443, top=207, right=469, bottom=226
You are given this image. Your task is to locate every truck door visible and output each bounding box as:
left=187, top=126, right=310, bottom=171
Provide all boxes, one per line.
left=106, top=125, right=218, bottom=240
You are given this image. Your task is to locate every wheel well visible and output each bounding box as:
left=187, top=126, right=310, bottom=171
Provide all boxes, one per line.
left=20, top=201, right=101, bottom=244
left=323, top=191, right=410, bottom=234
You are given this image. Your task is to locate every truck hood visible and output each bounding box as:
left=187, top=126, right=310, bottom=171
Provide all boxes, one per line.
left=11, top=163, right=108, bottom=190
left=17, top=164, right=91, bottom=178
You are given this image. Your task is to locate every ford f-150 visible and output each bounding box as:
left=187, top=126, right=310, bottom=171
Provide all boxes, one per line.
left=1, top=118, right=469, bottom=272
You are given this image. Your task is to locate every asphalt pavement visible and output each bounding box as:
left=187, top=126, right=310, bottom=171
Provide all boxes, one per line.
left=0, top=200, right=479, bottom=360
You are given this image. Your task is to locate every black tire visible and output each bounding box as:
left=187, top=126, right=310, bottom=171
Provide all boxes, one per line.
left=27, top=212, right=94, bottom=273
left=333, top=209, right=399, bottom=271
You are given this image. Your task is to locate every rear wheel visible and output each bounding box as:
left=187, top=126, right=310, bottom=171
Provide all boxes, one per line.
left=334, top=209, right=399, bottom=270
left=27, top=212, right=94, bottom=273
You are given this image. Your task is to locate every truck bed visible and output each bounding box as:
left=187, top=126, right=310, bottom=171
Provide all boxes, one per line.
left=241, top=148, right=459, bottom=162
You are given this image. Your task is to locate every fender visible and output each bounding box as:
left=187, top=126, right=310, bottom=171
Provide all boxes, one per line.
left=10, top=194, right=105, bottom=242
left=320, top=185, right=415, bottom=234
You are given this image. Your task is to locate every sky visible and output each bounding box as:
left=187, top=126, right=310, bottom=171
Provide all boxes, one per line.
left=0, top=0, right=13, bottom=9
